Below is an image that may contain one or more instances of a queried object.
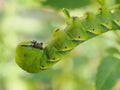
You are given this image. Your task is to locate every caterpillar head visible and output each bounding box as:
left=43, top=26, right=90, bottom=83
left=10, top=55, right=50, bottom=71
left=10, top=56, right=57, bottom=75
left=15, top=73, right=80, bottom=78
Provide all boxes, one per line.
left=15, top=40, right=44, bottom=73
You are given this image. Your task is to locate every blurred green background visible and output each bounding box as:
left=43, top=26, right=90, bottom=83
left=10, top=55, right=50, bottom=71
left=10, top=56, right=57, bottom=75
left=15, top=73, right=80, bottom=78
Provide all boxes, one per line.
left=0, top=0, right=120, bottom=90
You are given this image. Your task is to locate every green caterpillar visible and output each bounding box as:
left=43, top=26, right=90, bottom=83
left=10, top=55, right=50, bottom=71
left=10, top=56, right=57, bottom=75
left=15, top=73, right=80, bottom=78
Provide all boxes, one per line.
left=15, top=6, right=120, bottom=73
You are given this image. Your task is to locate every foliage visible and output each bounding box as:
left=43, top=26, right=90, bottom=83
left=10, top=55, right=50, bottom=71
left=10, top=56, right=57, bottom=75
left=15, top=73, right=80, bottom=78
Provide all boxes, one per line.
left=42, top=0, right=92, bottom=9
left=0, top=0, right=120, bottom=90
left=96, top=54, right=120, bottom=90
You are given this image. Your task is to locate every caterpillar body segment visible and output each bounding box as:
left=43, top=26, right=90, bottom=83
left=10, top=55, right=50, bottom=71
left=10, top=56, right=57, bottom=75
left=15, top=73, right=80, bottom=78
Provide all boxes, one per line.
left=16, top=7, right=120, bottom=73
left=44, top=46, right=68, bottom=62
left=39, top=53, right=52, bottom=70
left=51, top=30, right=75, bottom=51
left=112, top=10, right=120, bottom=29
left=113, top=20, right=120, bottom=29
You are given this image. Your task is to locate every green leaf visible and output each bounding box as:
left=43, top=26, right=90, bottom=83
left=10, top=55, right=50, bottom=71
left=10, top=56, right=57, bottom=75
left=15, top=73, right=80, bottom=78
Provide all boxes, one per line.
left=96, top=56, right=120, bottom=90
left=42, top=0, right=92, bottom=9
left=116, top=0, right=120, bottom=3
left=107, top=47, right=120, bottom=55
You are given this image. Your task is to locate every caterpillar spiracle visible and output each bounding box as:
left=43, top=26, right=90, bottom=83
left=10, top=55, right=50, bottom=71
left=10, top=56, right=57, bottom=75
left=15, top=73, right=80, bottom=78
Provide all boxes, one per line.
left=15, top=6, right=120, bottom=73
